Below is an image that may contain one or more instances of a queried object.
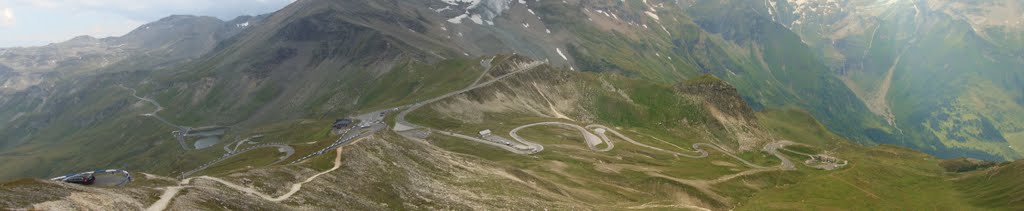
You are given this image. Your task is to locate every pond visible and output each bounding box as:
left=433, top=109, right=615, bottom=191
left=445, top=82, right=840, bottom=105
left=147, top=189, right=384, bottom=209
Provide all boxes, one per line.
left=194, top=136, right=220, bottom=150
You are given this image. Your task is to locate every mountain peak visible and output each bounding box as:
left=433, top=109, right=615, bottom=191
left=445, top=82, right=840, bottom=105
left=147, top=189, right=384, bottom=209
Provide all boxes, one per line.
left=67, top=35, right=98, bottom=42
left=156, top=14, right=220, bottom=22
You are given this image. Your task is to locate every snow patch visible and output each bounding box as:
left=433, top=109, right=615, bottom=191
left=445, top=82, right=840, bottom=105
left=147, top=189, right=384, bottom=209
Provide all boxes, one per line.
left=435, top=6, right=452, bottom=13
left=441, top=0, right=515, bottom=26
left=470, top=14, right=484, bottom=25
left=645, top=11, right=660, bottom=20
left=441, top=0, right=482, bottom=5
left=556, top=48, right=568, bottom=61
left=448, top=14, right=470, bottom=24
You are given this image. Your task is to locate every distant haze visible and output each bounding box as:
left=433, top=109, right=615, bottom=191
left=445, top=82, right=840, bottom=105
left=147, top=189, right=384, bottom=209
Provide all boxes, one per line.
left=0, top=0, right=295, bottom=48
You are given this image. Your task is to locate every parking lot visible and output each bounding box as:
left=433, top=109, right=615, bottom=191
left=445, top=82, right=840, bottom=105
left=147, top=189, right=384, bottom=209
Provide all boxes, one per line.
left=51, top=169, right=132, bottom=187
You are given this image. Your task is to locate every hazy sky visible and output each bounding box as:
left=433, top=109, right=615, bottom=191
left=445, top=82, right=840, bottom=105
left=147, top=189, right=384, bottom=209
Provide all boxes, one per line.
left=0, top=0, right=295, bottom=48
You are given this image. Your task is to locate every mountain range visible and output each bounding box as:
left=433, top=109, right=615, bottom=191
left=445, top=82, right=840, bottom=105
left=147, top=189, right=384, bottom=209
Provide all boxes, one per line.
left=1, top=0, right=1023, bottom=210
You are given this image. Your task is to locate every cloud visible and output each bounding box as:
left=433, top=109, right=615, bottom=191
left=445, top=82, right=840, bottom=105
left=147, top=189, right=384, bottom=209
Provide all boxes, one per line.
left=1, top=8, right=13, bottom=27
left=7, top=0, right=294, bottom=20
left=0, top=0, right=293, bottom=47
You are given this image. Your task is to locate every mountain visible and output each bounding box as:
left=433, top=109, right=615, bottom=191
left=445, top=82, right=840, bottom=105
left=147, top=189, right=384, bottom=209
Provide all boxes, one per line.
left=0, top=15, right=264, bottom=76
left=1, top=0, right=1024, bottom=210
left=0, top=14, right=267, bottom=131
left=756, top=0, right=1024, bottom=160
left=0, top=14, right=268, bottom=179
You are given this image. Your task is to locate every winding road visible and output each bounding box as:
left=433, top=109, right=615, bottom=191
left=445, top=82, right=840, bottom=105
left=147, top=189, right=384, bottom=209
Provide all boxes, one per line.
left=120, top=85, right=196, bottom=151
left=587, top=125, right=705, bottom=158
left=509, top=122, right=610, bottom=152
left=507, top=122, right=777, bottom=169
left=383, top=61, right=801, bottom=170
left=141, top=57, right=834, bottom=210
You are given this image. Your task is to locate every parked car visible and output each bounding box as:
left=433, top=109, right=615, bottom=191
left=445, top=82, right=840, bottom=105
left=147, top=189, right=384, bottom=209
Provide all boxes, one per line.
left=64, top=174, right=96, bottom=185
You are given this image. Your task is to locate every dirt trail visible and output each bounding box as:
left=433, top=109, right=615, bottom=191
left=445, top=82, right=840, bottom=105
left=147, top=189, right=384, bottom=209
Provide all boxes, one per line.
left=271, top=146, right=344, bottom=201
left=532, top=82, right=573, bottom=121
left=146, top=178, right=194, bottom=211
left=627, top=202, right=711, bottom=211
left=146, top=146, right=346, bottom=210
left=830, top=174, right=880, bottom=199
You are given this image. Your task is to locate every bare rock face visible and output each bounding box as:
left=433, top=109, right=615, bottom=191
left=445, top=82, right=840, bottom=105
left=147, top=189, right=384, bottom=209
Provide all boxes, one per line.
left=677, top=74, right=756, bottom=123
left=678, top=74, right=769, bottom=152
left=939, top=157, right=1000, bottom=173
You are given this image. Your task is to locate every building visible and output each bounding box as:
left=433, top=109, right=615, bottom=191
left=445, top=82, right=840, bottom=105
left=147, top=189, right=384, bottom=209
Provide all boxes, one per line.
left=333, top=118, right=353, bottom=129
left=479, top=129, right=492, bottom=137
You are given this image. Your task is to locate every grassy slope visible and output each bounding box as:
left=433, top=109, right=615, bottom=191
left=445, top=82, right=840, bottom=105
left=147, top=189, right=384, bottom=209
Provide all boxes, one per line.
left=954, top=161, right=1024, bottom=210
left=401, top=59, right=1007, bottom=209
left=359, top=58, right=484, bottom=111
left=737, top=109, right=979, bottom=210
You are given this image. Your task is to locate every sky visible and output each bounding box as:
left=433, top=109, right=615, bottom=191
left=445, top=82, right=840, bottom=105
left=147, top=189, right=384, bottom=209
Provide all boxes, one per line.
left=0, top=0, right=295, bottom=48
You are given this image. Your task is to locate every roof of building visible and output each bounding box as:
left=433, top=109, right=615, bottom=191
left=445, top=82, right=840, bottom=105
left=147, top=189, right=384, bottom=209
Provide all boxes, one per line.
left=334, top=118, right=353, bottom=126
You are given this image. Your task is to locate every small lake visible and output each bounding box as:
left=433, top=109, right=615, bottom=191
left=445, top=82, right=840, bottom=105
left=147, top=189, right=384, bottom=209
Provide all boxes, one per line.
left=194, top=136, right=220, bottom=150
